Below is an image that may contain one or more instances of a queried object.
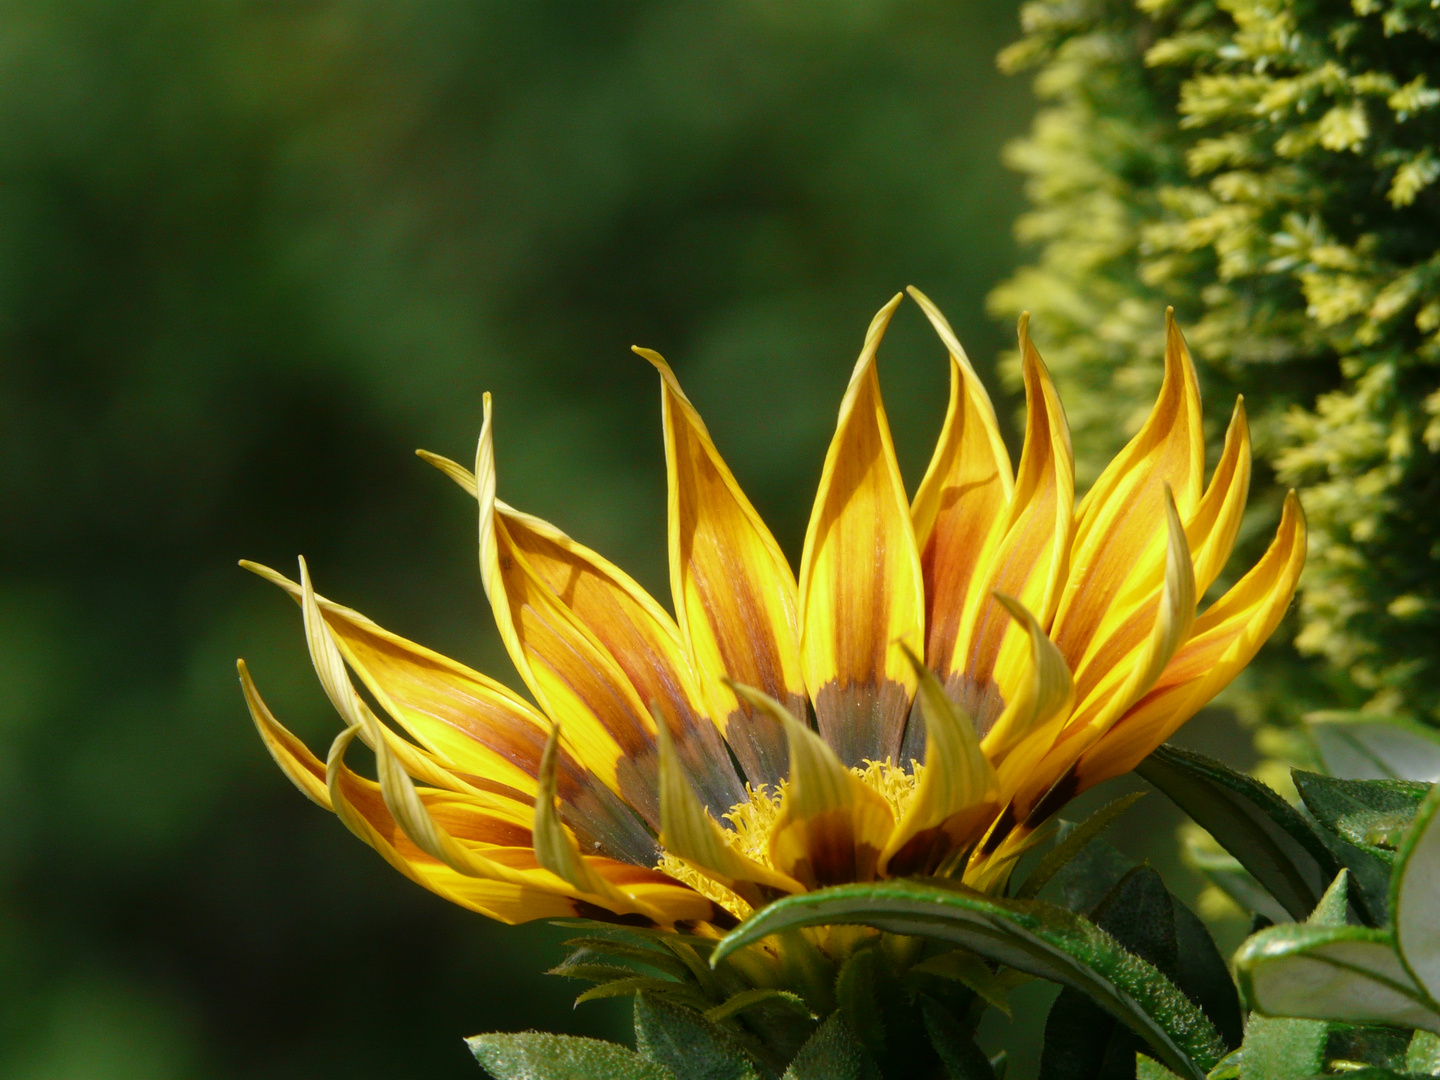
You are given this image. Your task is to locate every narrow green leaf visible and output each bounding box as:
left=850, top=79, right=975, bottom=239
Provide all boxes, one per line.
left=563, top=937, right=695, bottom=979
left=1173, top=898, right=1243, bottom=1050
left=633, top=993, right=761, bottom=1080
left=575, top=977, right=711, bottom=1009
left=1236, top=1009, right=1326, bottom=1080
left=468, top=1032, right=676, bottom=1080
left=1039, top=986, right=1140, bottom=1080
left=1205, top=1048, right=1240, bottom=1080
left=921, top=995, right=997, bottom=1080
left=552, top=961, right=665, bottom=985
left=704, top=989, right=813, bottom=1025
left=781, top=1014, right=881, bottom=1080
left=712, top=878, right=1224, bottom=1080
left=909, top=949, right=1014, bottom=1015
left=1394, top=781, right=1440, bottom=1007
left=1137, top=744, right=1340, bottom=921
left=1015, top=793, right=1147, bottom=900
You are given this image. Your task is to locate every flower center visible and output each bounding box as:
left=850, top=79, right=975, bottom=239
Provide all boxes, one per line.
left=657, top=759, right=922, bottom=919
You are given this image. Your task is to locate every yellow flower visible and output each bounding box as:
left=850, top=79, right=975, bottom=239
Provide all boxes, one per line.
left=238, top=288, right=1304, bottom=933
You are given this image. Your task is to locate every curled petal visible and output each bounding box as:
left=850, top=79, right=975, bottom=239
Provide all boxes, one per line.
left=532, top=725, right=676, bottom=924
left=1052, top=309, right=1204, bottom=681
left=880, top=649, right=997, bottom=877
left=239, top=658, right=330, bottom=809
left=1020, top=487, right=1197, bottom=815
left=730, top=681, right=895, bottom=889
left=639, top=347, right=805, bottom=788
left=797, top=294, right=925, bottom=766
left=656, top=715, right=803, bottom=907
left=1076, top=492, right=1307, bottom=789
left=1185, top=396, right=1251, bottom=598
left=243, top=558, right=655, bottom=864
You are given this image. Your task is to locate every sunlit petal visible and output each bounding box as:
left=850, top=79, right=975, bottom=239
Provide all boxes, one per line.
left=797, top=294, right=925, bottom=766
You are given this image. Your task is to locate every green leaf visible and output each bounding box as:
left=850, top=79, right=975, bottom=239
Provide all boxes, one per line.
left=1235, top=1007, right=1326, bottom=1080
left=1406, top=1029, right=1440, bottom=1074
left=562, top=937, right=695, bottom=980
left=552, top=961, right=665, bottom=985
left=1173, top=897, right=1243, bottom=1051
left=1137, top=744, right=1341, bottom=921
left=834, top=945, right=886, bottom=1059
left=781, top=1014, right=881, bottom=1080
left=1394, top=782, right=1440, bottom=1011
left=1015, top=793, right=1148, bottom=900
left=468, top=1032, right=677, bottom=1080
left=633, top=994, right=761, bottom=1080
left=1138, top=1053, right=1184, bottom=1080
left=1290, top=773, right=1431, bottom=859
left=1305, top=715, right=1440, bottom=783
left=575, top=977, right=711, bottom=1009
left=921, top=995, right=997, bottom=1080
left=908, top=949, right=1014, bottom=1015
left=704, top=989, right=813, bottom=1025
left=1235, top=923, right=1440, bottom=1033
left=712, top=878, right=1225, bottom=1080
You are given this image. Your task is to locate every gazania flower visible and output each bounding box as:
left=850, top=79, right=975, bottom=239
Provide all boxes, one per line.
left=238, top=288, right=1304, bottom=934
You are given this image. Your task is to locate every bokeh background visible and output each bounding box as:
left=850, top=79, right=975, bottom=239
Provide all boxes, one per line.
left=0, top=1, right=1067, bottom=1076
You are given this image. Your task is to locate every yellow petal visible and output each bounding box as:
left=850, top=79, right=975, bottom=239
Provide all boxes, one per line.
left=950, top=316, right=1074, bottom=731
left=475, top=394, right=661, bottom=827
left=1018, top=487, right=1197, bottom=816
left=638, top=346, right=805, bottom=788
left=797, top=294, right=925, bottom=766
left=238, top=659, right=331, bottom=810
left=906, top=287, right=1014, bottom=694
left=321, top=724, right=584, bottom=925
left=982, top=593, right=1076, bottom=796
left=879, top=648, right=997, bottom=877
left=415, top=448, right=742, bottom=814
left=1185, top=396, right=1251, bottom=597
left=1050, top=309, right=1204, bottom=675
left=656, top=716, right=803, bottom=905
left=242, top=559, right=658, bottom=865
left=532, top=725, right=673, bottom=924
left=1075, top=491, right=1306, bottom=788
left=730, top=682, right=895, bottom=888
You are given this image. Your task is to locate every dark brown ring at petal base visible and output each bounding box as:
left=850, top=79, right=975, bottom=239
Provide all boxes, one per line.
left=812, top=678, right=912, bottom=769
left=789, top=807, right=883, bottom=889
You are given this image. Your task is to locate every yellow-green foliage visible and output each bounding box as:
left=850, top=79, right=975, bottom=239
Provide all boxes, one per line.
left=994, top=0, right=1440, bottom=726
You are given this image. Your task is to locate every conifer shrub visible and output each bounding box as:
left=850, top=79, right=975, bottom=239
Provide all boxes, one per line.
left=993, top=0, right=1440, bottom=731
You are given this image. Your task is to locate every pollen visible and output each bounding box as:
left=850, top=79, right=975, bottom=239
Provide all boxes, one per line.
left=656, top=761, right=923, bottom=920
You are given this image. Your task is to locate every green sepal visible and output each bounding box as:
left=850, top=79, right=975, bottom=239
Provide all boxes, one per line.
left=921, top=994, right=997, bottom=1080
left=704, top=989, right=813, bottom=1024
left=1137, top=744, right=1343, bottom=922
left=781, top=1013, right=881, bottom=1080
left=712, top=878, right=1225, bottom=1080
left=908, top=949, right=1015, bottom=1015
left=468, top=1032, right=676, bottom=1080
left=633, top=993, right=764, bottom=1080
left=834, top=944, right=886, bottom=1060
left=1138, top=1054, right=1184, bottom=1080
left=1015, top=793, right=1148, bottom=901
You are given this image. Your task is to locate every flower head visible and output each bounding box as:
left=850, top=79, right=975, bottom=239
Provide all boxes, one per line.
left=239, top=289, right=1304, bottom=933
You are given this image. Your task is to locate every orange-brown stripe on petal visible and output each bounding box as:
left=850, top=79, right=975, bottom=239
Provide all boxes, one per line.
left=797, top=294, right=925, bottom=766
left=475, top=394, right=663, bottom=830
left=1074, top=491, right=1306, bottom=790
left=638, top=347, right=804, bottom=789
left=950, top=316, right=1074, bottom=734
left=241, top=559, right=658, bottom=865
left=496, top=504, right=744, bottom=817
left=906, top=287, right=1014, bottom=693
left=1050, top=309, right=1204, bottom=677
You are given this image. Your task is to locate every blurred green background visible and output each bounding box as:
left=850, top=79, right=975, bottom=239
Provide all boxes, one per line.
left=0, top=2, right=1054, bottom=1076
